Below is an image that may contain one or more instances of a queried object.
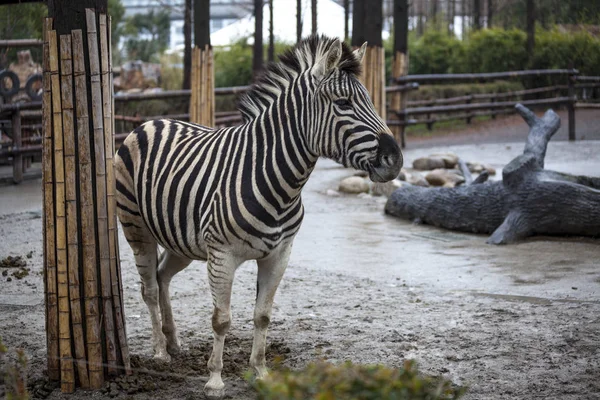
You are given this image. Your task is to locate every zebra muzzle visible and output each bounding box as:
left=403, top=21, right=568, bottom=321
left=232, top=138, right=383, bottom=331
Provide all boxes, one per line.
left=369, top=134, right=403, bottom=182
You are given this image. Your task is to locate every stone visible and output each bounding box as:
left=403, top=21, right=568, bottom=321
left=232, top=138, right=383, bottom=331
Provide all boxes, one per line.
left=353, top=170, right=368, bottom=178
left=425, top=169, right=466, bottom=187
left=371, top=180, right=404, bottom=197
left=430, top=153, right=459, bottom=168
left=412, top=156, right=446, bottom=171
left=406, top=173, right=430, bottom=187
left=397, top=170, right=407, bottom=181
left=326, top=189, right=340, bottom=197
left=484, top=164, right=496, bottom=175
left=467, top=162, right=484, bottom=173
left=338, top=176, right=369, bottom=194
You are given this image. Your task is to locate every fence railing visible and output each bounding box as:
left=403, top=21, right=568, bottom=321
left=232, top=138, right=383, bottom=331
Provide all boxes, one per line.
left=2, top=69, right=599, bottom=183
left=385, top=69, right=593, bottom=147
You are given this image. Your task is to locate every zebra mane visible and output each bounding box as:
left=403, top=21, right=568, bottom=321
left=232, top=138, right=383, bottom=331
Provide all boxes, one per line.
left=237, top=35, right=362, bottom=121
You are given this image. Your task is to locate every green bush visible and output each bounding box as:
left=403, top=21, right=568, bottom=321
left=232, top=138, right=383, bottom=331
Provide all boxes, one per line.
left=462, top=29, right=528, bottom=73
left=409, top=30, right=463, bottom=75
left=250, top=360, right=465, bottom=400
left=532, top=29, right=600, bottom=75
left=0, top=337, right=29, bottom=400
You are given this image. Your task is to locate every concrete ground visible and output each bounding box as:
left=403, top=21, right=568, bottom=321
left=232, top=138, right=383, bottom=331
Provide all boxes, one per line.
left=1, top=132, right=599, bottom=398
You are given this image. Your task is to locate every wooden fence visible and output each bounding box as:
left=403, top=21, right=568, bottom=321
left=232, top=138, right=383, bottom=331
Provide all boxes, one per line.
left=387, top=69, right=600, bottom=147
left=2, top=68, right=599, bottom=183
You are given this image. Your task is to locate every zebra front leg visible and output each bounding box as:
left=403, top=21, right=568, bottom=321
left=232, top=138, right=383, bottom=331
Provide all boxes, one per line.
left=250, top=243, right=292, bottom=379
left=204, top=253, right=241, bottom=399
left=158, top=250, right=192, bottom=356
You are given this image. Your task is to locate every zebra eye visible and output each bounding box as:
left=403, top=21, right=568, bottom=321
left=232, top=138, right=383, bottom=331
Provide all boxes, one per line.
left=334, top=98, right=352, bottom=109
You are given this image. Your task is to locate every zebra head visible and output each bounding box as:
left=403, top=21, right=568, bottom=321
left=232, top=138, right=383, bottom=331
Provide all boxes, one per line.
left=238, top=35, right=403, bottom=182
left=308, top=37, right=403, bottom=182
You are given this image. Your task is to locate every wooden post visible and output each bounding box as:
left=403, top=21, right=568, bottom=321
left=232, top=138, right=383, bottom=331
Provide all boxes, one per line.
left=44, top=3, right=130, bottom=391
left=60, top=33, right=90, bottom=388
left=12, top=109, right=22, bottom=184
left=567, top=69, right=576, bottom=141
left=189, top=45, right=215, bottom=127
left=392, top=0, right=409, bottom=147
left=466, top=93, right=473, bottom=124
left=72, top=28, right=104, bottom=388
left=42, top=17, right=59, bottom=383
left=49, top=29, right=76, bottom=394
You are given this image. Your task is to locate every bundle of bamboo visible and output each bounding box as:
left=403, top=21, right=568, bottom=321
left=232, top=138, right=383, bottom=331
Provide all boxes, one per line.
left=359, top=46, right=387, bottom=121
left=42, top=10, right=130, bottom=393
left=189, top=45, right=215, bottom=127
left=389, top=51, right=409, bottom=147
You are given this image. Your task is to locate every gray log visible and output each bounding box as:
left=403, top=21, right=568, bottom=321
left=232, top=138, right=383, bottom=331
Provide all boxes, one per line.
left=385, top=104, right=600, bottom=244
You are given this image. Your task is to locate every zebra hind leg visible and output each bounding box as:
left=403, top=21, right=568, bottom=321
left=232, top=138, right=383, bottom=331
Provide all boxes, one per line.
left=121, top=218, right=170, bottom=361
left=250, top=243, right=292, bottom=379
left=157, top=250, right=192, bottom=356
left=204, top=251, right=241, bottom=398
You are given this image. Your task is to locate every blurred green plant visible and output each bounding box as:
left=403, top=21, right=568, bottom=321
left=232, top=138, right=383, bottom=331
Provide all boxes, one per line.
left=123, top=9, right=170, bottom=62
left=249, top=360, right=465, bottom=400
left=0, top=337, right=29, bottom=400
left=160, top=52, right=183, bottom=91
left=0, top=3, right=47, bottom=69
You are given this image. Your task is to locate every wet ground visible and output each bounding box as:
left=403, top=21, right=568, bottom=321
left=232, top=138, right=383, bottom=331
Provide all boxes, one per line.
left=1, top=138, right=599, bottom=399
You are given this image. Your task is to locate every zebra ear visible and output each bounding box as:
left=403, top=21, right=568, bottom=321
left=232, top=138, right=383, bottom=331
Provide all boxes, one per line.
left=312, top=39, right=343, bottom=81
left=353, top=42, right=367, bottom=64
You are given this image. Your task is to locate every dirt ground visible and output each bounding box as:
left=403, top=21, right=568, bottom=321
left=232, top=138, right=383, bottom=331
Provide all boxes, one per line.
left=1, top=137, right=600, bottom=399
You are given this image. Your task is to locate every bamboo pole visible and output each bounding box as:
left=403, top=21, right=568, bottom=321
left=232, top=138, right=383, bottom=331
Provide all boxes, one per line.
left=60, top=33, right=90, bottom=388
left=86, top=8, right=118, bottom=377
left=49, top=29, right=75, bottom=394
left=42, top=17, right=60, bottom=383
left=190, top=47, right=197, bottom=122
left=209, top=48, right=215, bottom=127
left=200, top=46, right=207, bottom=125
left=100, top=13, right=131, bottom=375
left=72, top=29, right=104, bottom=389
left=379, top=47, right=386, bottom=120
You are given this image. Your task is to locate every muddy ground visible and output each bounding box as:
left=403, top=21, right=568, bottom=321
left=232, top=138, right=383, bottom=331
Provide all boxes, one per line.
left=1, top=141, right=600, bottom=400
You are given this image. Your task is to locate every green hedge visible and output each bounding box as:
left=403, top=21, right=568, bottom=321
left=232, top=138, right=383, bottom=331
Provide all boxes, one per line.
left=404, top=28, right=600, bottom=77
left=250, top=360, right=465, bottom=400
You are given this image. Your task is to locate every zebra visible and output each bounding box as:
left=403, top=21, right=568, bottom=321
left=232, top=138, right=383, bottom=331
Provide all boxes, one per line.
left=114, top=35, right=402, bottom=397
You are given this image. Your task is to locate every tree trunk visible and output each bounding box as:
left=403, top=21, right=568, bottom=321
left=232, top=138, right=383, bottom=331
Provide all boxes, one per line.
left=394, top=0, right=408, bottom=55
left=352, top=0, right=365, bottom=46
left=385, top=104, right=600, bottom=245
left=311, top=0, right=317, bottom=35
left=296, top=0, right=302, bottom=43
left=48, top=0, right=107, bottom=34
left=253, top=0, right=263, bottom=76
left=194, top=0, right=210, bottom=48
left=344, top=0, right=349, bottom=42
left=417, top=0, right=424, bottom=37
left=487, top=0, right=493, bottom=28
left=472, top=0, right=480, bottom=30
left=431, top=0, right=438, bottom=25
left=460, top=0, right=466, bottom=37
left=448, top=0, right=455, bottom=35
left=182, top=0, right=192, bottom=89
left=526, top=0, right=535, bottom=64
left=268, top=0, right=274, bottom=62
left=364, top=0, right=383, bottom=46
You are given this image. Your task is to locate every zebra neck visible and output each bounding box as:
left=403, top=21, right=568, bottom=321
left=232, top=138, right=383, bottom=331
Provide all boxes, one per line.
left=248, top=98, right=319, bottom=209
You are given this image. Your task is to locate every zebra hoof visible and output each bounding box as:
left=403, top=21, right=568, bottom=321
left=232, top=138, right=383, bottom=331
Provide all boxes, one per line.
left=166, top=341, right=181, bottom=356
left=153, top=351, right=171, bottom=363
left=204, top=387, right=225, bottom=399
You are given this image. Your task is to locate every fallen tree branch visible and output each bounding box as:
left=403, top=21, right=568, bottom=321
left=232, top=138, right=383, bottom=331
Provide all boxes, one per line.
left=385, top=104, right=600, bottom=244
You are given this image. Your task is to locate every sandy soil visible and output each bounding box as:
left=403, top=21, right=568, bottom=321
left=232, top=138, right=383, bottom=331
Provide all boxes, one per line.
left=1, top=148, right=600, bottom=399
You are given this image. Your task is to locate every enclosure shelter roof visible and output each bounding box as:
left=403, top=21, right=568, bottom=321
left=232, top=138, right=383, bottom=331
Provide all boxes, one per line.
left=210, top=0, right=348, bottom=46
